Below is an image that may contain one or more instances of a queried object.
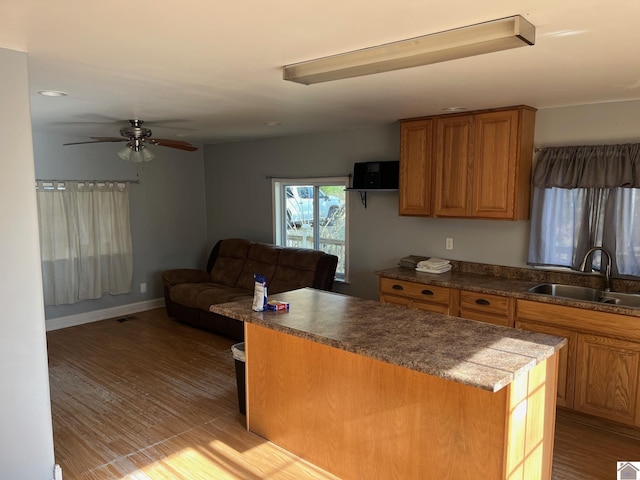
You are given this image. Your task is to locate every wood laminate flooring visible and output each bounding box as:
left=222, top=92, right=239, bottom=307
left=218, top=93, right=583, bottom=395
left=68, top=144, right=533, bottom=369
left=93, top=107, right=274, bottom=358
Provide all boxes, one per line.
left=47, top=308, right=640, bottom=479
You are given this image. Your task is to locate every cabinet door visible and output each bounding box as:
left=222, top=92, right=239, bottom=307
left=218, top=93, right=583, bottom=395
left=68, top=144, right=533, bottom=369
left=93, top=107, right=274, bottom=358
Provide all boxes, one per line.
left=433, top=115, right=473, bottom=217
left=472, top=110, right=519, bottom=218
left=516, top=320, right=577, bottom=409
left=399, top=119, right=433, bottom=216
left=574, top=334, right=640, bottom=426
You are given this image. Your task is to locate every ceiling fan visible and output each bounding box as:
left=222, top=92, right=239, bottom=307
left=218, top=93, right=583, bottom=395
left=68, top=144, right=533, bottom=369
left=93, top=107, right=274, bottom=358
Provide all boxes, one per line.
left=63, top=119, right=197, bottom=162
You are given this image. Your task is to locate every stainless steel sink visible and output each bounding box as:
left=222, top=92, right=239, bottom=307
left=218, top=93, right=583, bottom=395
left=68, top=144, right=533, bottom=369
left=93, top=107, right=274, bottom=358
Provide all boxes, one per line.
left=528, top=283, right=603, bottom=302
left=599, top=291, right=640, bottom=308
left=527, top=283, right=640, bottom=308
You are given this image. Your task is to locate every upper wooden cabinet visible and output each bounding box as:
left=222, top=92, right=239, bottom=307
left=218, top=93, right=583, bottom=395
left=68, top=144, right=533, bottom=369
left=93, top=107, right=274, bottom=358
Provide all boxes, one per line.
left=399, top=119, right=434, bottom=216
left=433, top=115, right=473, bottom=216
left=399, top=106, right=536, bottom=220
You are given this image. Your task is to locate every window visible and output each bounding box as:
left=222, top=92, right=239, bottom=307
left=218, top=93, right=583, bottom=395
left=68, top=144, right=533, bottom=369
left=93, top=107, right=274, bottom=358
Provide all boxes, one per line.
left=528, top=144, right=640, bottom=277
left=273, top=177, right=348, bottom=281
left=36, top=181, right=133, bottom=305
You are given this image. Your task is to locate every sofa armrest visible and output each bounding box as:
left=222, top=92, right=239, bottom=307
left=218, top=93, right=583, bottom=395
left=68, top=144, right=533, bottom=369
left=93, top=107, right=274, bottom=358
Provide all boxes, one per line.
left=312, top=254, right=339, bottom=291
left=162, top=269, right=211, bottom=288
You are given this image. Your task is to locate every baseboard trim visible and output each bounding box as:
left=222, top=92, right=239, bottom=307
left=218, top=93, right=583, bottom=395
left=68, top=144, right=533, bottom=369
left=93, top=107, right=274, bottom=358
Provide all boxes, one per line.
left=45, top=298, right=165, bottom=331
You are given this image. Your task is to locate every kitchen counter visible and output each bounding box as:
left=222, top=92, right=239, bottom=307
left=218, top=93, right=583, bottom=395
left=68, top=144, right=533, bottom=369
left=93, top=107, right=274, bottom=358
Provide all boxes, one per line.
left=376, top=266, right=640, bottom=318
left=211, top=287, right=563, bottom=479
left=211, top=287, right=565, bottom=392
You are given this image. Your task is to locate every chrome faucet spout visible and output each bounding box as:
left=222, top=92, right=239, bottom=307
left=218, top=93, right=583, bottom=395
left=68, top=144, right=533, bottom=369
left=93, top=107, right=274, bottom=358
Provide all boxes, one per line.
left=579, top=247, right=612, bottom=292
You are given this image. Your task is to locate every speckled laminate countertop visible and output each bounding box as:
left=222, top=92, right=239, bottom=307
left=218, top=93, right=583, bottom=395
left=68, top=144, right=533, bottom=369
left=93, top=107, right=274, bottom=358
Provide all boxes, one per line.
left=210, top=287, right=566, bottom=393
left=376, top=266, right=640, bottom=318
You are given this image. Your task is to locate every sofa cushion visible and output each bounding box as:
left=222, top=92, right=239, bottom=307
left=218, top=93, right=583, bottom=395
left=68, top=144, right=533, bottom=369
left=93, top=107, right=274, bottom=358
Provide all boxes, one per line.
left=269, top=248, right=324, bottom=294
left=235, top=243, right=281, bottom=290
left=210, top=239, right=251, bottom=287
left=170, top=282, right=218, bottom=309
left=195, top=286, right=253, bottom=311
left=162, top=268, right=211, bottom=287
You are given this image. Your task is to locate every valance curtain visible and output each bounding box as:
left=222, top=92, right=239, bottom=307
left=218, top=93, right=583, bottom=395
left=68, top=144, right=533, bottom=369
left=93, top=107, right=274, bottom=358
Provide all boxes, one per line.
left=528, top=144, right=640, bottom=277
left=36, top=181, right=133, bottom=305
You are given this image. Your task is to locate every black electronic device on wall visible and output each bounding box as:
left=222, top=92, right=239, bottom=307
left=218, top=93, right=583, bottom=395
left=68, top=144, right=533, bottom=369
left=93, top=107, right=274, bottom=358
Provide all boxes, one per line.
left=352, top=161, right=399, bottom=189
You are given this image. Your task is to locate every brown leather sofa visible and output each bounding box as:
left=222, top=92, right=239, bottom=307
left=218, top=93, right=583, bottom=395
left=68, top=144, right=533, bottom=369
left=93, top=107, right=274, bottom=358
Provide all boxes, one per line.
left=162, top=238, right=338, bottom=340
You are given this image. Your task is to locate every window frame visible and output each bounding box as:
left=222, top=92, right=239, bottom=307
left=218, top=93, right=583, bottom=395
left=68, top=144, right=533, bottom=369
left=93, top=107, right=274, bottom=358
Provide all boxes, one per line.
left=272, top=177, right=349, bottom=282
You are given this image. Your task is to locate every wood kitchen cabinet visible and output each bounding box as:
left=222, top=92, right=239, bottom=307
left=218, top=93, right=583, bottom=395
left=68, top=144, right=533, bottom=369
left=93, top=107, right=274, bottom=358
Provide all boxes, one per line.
left=399, top=105, right=536, bottom=220
left=459, top=290, right=514, bottom=327
left=378, top=277, right=515, bottom=326
left=433, top=115, right=473, bottom=216
left=574, top=334, right=640, bottom=426
left=516, top=299, right=640, bottom=426
left=379, top=277, right=454, bottom=314
left=399, top=119, right=434, bottom=216
left=515, top=319, right=577, bottom=409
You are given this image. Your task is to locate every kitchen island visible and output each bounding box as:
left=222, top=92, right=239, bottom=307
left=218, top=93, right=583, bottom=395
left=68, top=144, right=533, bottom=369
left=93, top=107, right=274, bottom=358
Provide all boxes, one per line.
left=211, top=288, right=566, bottom=480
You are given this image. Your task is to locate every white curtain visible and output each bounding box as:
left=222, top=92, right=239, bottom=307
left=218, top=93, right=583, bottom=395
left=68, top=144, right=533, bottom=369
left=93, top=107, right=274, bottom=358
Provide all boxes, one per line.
left=36, top=181, right=133, bottom=305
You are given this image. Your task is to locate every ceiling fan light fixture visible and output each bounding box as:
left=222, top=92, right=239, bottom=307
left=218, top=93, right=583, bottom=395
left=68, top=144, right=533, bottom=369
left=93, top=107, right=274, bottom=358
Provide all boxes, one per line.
left=117, top=145, right=155, bottom=162
left=137, top=148, right=155, bottom=163
left=117, top=146, right=132, bottom=161
left=283, top=15, right=535, bottom=85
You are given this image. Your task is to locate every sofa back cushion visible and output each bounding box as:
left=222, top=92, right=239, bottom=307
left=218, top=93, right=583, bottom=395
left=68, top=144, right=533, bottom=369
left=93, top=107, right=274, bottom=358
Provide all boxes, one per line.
left=210, top=239, right=251, bottom=287
left=269, top=248, right=324, bottom=294
left=234, top=242, right=281, bottom=290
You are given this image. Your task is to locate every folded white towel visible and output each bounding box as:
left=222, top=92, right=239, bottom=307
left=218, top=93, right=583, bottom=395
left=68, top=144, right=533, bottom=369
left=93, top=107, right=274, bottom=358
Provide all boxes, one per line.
left=416, top=258, right=451, bottom=269
left=415, top=264, right=452, bottom=274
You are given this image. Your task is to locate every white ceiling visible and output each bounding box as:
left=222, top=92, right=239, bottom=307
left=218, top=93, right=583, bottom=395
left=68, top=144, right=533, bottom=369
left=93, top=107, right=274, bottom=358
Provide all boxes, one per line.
left=2, top=0, right=640, bottom=146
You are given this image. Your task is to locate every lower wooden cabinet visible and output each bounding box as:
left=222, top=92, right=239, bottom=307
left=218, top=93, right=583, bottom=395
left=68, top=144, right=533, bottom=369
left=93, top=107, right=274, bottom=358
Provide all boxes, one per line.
left=378, top=278, right=514, bottom=325
left=515, top=320, right=577, bottom=409
left=379, top=277, right=452, bottom=314
left=516, top=299, right=640, bottom=427
left=378, top=276, right=640, bottom=429
left=574, top=334, right=640, bottom=426
left=459, top=291, right=514, bottom=327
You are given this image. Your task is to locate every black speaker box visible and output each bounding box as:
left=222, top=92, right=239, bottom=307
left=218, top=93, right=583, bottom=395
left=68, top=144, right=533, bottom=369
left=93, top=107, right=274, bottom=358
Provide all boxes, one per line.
left=353, top=161, right=399, bottom=189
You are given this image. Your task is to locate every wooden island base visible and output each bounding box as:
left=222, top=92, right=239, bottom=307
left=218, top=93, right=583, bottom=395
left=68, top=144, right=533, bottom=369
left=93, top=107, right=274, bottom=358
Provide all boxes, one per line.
left=246, top=323, right=559, bottom=480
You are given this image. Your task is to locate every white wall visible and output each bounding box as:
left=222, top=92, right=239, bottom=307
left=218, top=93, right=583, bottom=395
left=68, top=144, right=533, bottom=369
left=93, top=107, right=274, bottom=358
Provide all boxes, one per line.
left=0, top=48, right=55, bottom=479
left=204, top=100, right=640, bottom=300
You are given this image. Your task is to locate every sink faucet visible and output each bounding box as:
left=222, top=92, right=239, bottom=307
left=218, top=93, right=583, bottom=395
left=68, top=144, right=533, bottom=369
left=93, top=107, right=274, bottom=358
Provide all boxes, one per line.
left=579, top=247, right=613, bottom=292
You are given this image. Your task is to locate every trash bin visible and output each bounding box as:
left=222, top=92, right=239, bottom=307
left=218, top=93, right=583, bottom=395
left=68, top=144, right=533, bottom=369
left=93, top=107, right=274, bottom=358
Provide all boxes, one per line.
left=231, top=342, right=246, bottom=414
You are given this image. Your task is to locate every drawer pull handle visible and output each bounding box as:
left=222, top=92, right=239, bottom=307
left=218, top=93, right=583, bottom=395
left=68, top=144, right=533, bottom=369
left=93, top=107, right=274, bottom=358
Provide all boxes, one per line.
left=392, top=284, right=404, bottom=291
left=475, top=298, right=491, bottom=306
left=421, top=289, right=434, bottom=296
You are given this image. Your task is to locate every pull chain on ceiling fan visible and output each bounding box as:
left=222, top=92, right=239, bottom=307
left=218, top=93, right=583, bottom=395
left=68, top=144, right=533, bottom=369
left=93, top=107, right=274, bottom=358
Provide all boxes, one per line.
left=63, top=119, right=198, bottom=162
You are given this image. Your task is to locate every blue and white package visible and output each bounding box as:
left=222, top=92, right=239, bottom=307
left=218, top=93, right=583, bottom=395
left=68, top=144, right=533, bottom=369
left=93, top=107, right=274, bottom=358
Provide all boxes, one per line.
left=252, top=273, right=268, bottom=312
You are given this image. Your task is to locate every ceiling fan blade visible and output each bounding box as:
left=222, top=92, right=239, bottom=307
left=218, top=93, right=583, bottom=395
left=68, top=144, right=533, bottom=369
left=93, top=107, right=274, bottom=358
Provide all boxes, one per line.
left=146, top=138, right=198, bottom=151
left=89, top=137, right=128, bottom=142
left=63, top=138, right=127, bottom=146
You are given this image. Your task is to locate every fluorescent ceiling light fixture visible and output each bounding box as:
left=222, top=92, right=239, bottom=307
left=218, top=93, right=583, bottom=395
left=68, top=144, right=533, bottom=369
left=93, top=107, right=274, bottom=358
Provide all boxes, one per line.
left=283, top=15, right=535, bottom=85
left=38, top=90, right=68, bottom=97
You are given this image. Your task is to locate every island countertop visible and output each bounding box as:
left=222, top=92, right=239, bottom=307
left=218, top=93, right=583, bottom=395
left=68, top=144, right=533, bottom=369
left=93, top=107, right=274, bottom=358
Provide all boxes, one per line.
left=210, top=287, right=566, bottom=392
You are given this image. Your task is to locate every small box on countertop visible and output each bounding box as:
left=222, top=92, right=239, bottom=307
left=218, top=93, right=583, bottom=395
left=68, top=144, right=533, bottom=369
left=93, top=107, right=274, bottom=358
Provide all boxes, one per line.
left=266, top=300, right=290, bottom=311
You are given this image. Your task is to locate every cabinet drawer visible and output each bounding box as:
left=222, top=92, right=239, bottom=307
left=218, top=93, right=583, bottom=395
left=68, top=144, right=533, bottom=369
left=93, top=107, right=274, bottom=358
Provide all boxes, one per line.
left=379, top=277, right=450, bottom=305
left=459, top=291, right=509, bottom=316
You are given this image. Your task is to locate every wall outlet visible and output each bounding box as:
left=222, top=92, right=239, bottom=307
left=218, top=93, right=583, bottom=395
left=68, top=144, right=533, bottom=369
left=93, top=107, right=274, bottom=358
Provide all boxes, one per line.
left=445, top=237, right=454, bottom=250
left=140, top=282, right=147, bottom=293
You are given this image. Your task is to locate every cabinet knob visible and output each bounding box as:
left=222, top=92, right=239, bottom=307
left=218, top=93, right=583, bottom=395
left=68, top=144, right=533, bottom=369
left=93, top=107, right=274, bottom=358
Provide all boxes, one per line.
left=475, top=298, right=491, bottom=306
left=392, top=284, right=404, bottom=291
left=421, top=289, right=434, bottom=296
